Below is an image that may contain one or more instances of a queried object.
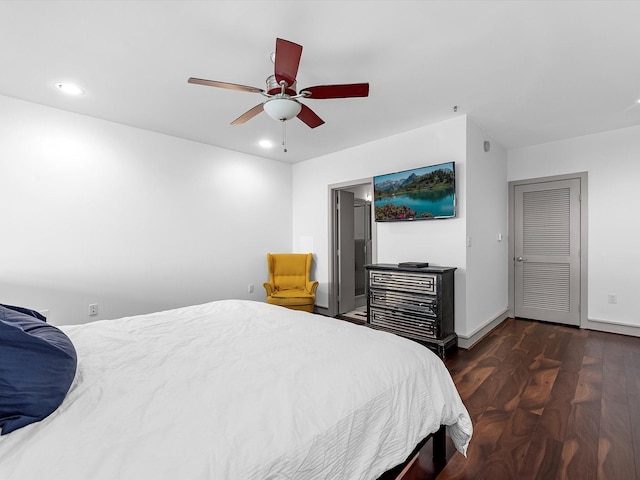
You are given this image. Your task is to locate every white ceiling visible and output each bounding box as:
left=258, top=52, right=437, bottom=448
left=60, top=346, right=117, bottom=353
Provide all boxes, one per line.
left=1, top=1, right=639, bottom=164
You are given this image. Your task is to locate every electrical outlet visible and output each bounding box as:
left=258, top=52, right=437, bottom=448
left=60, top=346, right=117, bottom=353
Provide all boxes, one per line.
left=248, top=284, right=254, bottom=293
left=89, top=303, right=98, bottom=316
left=608, top=294, right=617, bottom=304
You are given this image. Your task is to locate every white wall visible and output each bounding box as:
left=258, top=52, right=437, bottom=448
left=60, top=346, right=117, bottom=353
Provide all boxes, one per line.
left=508, top=125, right=640, bottom=334
left=293, top=116, right=507, bottom=334
left=0, top=95, right=293, bottom=325
left=465, top=122, right=509, bottom=338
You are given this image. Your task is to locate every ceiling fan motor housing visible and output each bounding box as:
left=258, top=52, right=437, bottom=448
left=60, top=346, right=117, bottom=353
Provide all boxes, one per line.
left=266, top=75, right=297, bottom=96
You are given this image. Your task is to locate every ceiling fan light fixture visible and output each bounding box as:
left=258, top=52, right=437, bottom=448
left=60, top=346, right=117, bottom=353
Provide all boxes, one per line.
left=263, top=97, right=302, bottom=122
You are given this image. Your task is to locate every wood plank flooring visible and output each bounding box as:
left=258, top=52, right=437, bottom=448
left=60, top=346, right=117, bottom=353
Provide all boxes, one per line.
left=400, top=318, right=640, bottom=480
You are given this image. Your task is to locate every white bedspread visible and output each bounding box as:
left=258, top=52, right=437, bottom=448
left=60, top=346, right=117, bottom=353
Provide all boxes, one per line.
left=0, top=300, right=471, bottom=480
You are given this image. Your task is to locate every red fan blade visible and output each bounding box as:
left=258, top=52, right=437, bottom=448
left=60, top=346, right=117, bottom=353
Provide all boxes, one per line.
left=188, top=77, right=264, bottom=94
left=274, top=38, right=303, bottom=87
left=297, top=104, right=324, bottom=128
left=302, top=83, right=369, bottom=99
left=231, top=103, right=264, bottom=125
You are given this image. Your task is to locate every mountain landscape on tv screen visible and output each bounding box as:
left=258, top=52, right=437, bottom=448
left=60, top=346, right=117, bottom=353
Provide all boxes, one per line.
left=374, top=165, right=455, bottom=221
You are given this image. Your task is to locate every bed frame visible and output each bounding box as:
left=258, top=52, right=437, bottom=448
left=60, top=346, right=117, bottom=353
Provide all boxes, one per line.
left=377, top=425, right=446, bottom=480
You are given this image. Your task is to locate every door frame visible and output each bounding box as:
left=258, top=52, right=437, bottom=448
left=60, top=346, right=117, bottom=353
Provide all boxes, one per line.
left=328, top=178, right=376, bottom=318
left=508, top=172, right=588, bottom=327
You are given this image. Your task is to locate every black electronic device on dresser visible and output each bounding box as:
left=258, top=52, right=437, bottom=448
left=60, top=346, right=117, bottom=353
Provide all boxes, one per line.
left=366, top=263, right=457, bottom=358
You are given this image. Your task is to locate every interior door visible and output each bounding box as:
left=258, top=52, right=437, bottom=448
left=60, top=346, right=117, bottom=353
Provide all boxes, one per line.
left=514, top=178, right=581, bottom=325
left=337, top=190, right=356, bottom=314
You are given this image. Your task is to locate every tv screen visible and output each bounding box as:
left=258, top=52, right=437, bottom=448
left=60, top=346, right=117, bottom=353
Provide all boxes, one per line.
left=374, top=162, right=456, bottom=222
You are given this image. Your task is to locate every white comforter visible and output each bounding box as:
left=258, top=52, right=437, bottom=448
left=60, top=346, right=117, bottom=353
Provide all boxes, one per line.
left=0, top=300, right=471, bottom=480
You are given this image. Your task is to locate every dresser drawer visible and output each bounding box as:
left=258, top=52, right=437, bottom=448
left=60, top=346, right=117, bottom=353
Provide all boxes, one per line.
left=369, top=271, right=437, bottom=295
left=369, top=308, right=437, bottom=339
left=369, top=289, right=437, bottom=317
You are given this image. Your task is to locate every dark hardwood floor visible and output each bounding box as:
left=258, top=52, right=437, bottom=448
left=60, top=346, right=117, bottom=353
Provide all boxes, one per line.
left=402, top=317, right=640, bottom=480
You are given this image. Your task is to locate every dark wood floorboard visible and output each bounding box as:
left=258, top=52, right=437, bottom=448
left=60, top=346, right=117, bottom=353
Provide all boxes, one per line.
left=399, top=318, right=640, bottom=480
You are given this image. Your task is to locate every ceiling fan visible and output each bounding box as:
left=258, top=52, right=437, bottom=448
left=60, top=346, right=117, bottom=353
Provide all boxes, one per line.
left=188, top=38, right=369, bottom=130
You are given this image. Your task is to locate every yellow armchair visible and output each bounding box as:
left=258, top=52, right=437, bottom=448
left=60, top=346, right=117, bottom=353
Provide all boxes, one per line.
left=263, top=253, right=319, bottom=312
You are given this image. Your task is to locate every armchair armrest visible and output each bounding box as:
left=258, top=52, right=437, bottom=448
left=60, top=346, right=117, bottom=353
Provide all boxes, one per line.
left=263, top=282, right=277, bottom=296
left=306, top=281, right=319, bottom=295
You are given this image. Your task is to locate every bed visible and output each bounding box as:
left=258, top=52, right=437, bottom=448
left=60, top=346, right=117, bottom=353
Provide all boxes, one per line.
left=0, top=299, right=471, bottom=479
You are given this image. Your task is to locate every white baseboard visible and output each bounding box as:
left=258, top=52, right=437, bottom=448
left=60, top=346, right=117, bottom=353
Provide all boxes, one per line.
left=584, top=317, right=640, bottom=337
left=457, top=309, right=510, bottom=349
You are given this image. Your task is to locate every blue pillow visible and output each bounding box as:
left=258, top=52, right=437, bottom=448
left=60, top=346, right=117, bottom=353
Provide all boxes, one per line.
left=0, top=305, right=77, bottom=435
left=0, top=303, right=47, bottom=321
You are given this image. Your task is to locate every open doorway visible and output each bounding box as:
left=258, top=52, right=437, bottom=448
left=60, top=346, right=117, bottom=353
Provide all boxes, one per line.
left=328, top=179, right=375, bottom=318
left=353, top=198, right=372, bottom=306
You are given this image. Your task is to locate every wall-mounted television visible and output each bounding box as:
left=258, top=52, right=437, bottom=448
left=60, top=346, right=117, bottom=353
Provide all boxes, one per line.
left=374, top=161, right=456, bottom=222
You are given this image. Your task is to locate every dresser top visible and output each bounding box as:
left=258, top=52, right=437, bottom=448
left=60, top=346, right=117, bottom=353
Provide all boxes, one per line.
left=365, top=263, right=456, bottom=274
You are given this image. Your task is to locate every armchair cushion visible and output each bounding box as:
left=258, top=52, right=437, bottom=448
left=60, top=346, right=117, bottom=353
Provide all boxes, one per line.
left=268, top=290, right=315, bottom=306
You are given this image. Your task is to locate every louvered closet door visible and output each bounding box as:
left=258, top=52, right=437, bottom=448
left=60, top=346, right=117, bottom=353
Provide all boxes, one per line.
left=514, top=179, right=581, bottom=325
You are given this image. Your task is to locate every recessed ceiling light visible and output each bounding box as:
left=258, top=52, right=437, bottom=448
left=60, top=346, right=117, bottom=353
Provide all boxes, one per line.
left=259, top=139, right=274, bottom=149
left=55, top=83, right=84, bottom=95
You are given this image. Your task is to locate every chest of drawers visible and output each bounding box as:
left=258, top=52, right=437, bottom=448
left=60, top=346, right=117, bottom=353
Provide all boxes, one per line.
left=366, top=264, right=457, bottom=358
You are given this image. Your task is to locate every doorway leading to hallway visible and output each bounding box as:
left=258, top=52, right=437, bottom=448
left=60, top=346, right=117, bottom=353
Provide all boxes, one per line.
left=328, top=180, right=375, bottom=318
